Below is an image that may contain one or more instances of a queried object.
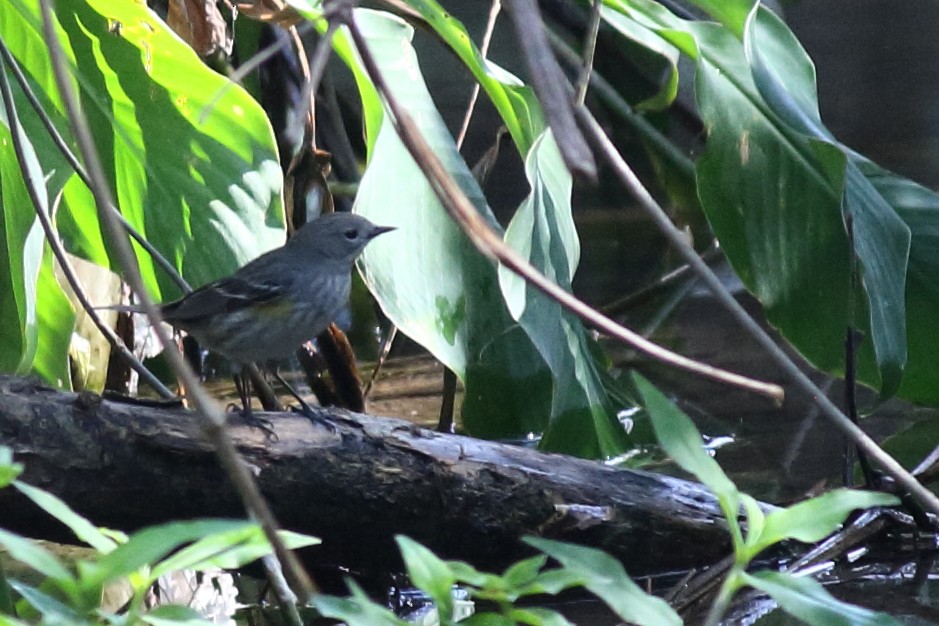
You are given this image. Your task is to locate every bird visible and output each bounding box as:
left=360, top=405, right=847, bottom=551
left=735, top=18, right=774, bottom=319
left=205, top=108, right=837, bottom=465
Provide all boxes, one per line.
left=156, top=211, right=394, bottom=426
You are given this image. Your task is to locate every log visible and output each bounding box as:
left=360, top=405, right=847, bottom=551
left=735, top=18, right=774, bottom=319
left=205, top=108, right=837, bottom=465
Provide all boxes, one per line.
left=0, top=374, right=733, bottom=578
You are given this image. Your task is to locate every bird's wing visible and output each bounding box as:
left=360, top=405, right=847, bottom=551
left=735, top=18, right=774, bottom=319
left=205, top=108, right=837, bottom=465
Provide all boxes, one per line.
left=162, top=275, right=286, bottom=324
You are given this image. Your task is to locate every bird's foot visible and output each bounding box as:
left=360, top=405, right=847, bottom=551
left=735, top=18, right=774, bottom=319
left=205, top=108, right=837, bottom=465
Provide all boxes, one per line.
left=228, top=403, right=278, bottom=442
left=289, top=402, right=337, bottom=433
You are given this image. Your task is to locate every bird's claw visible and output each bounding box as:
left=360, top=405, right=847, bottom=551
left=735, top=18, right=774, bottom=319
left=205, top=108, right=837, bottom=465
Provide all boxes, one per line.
left=234, top=411, right=279, bottom=442
left=289, top=403, right=337, bottom=433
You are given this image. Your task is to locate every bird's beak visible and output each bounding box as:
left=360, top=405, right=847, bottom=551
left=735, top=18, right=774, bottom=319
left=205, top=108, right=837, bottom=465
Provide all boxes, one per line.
left=369, top=225, right=396, bottom=239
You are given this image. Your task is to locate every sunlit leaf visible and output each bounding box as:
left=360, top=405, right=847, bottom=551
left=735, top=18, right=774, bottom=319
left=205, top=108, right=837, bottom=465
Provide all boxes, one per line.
left=0, top=0, right=285, bottom=306
left=332, top=10, right=557, bottom=441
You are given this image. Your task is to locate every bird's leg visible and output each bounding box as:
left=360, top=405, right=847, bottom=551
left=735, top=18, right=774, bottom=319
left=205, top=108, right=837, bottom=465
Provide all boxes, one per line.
left=273, top=369, right=336, bottom=432
left=232, top=367, right=277, bottom=440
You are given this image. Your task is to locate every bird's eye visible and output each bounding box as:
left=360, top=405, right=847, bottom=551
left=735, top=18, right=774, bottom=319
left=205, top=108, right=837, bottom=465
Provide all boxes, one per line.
left=343, top=228, right=358, bottom=240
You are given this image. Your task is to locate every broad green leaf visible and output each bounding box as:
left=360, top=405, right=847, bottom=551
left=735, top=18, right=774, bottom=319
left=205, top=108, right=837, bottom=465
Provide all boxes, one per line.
left=749, top=489, right=899, bottom=558
left=499, top=132, right=629, bottom=456
left=743, top=571, right=900, bottom=626
left=82, top=519, right=252, bottom=588
left=336, top=10, right=556, bottom=441
left=150, top=525, right=319, bottom=580
left=315, top=580, right=409, bottom=626
left=858, top=163, right=939, bottom=405
left=521, top=568, right=588, bottom=596
left=601, top=1, right=913, bottom=399
left=502, top=555, right=548, bottom=590
left=396, top=536, right=455, bottom=620
left=0, top=0, right=285, bottom=307
left=445, top=560, right=492, bottom=588
left=743, top=7, right=910, bottom=396
left=525, top=537, right=680, bottom=626
left=13, top=481, right=115, bottom=553
left=0, top=530, right=73, bottom=583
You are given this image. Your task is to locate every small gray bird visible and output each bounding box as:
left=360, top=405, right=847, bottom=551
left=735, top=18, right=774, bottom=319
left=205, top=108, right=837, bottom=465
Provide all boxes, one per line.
left=160, top=212, right=393, bottom=419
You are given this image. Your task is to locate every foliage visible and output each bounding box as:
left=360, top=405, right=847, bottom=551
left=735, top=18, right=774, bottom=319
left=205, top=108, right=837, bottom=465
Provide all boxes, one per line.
left=316, top=535, right=680, bottom=626
left=0, top=446, right=319, bottom=626
left=633, top=373, right=901, bottom=625
left=2, top=0, right=939, bottom=459
left=0, top=0, right=284, bottom=387
left=600, top=0, right=939, bottom=404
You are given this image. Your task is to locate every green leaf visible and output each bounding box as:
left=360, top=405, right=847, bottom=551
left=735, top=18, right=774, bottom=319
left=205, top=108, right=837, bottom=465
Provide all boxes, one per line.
left=509, top=607, right=574, bottom=626
left=749, top=489, right=899, bottom=558
left=462, top=615, right=515, bottom=626
left=524, top=537, right=680, bottom=626
left=151, top=525, right=319, bottom=580
left=0, top=530, right=73, bottom=583
left=631, top=373, right=738, bottom=501
left=314, top=580, right=409, bottom=626
left=397, top=0, right=544, bottom=154
left=502, top=555, right=548, bottom=590
left=687, top=0, right=755, bottom=37
left=83, top=519, right=252, bottom=588
left=142, top=604, right=213, bottom=626
left=396, top=536, right=455, bottom=620
left=446, top=561, right=492, bottom=588
left=743, top=571, right=901, bottom=626
left=499, top=132, right=629, bottom=456
left=6, top=580, right=81, bottom=623
left=859, top=163, right=939, bottom=405
left=601, top=1, right=913, bottom=399
left=335, top=9, right=556, bottom=441
left=522, top=568, right=587, bottom=596
left=0, top=79, right=68, bottom=381
left=0, top=0, right=285, bottom=305
left=743, top=8, right=910, bottom=396
left=13, top=481, right=115, bottom=553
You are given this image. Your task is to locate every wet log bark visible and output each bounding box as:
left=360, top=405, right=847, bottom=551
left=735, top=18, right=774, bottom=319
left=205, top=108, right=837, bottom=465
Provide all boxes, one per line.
left=0, top=374, right=735, bottom=580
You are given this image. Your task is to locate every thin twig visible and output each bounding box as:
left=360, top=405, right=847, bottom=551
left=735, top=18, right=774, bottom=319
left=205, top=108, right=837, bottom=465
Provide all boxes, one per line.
left=0, top=56, right=174, bottom=399
left=338, top=9, right=783, bottom=404
left=573, top=106, right=939, bottom=517
left=574, top=0, right=602, bottom=104
left=0, top=37, right=190, bottom=294
left=38, top=0, right=318, bottom=605
left=456, top=0, right=501, bottom=148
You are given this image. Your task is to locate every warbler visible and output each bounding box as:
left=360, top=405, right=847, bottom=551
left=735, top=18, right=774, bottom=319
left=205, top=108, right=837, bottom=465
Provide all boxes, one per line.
left=159, top=212, right=394, bottom=418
